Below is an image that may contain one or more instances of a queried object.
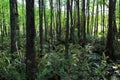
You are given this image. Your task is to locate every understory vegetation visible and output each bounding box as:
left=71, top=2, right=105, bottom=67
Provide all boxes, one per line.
left=0, top=36, right=120, bottom=80
left=0, top=0, right=120, bottom=80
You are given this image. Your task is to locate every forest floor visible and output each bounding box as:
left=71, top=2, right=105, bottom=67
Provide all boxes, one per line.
left=0, top=36, right=120, bottom=80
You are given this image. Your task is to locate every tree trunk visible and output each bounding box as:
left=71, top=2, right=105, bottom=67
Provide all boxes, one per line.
left=91, top=0, right=95, bottom=35
left=102, top=0, right=105, bottom=37
left=44, top=1, right=47, bottom=42
left=22, top=0, right=25, bottom=35
left=39, top=0, right=44, bottom=57
left=10, top=0, right=17, bottom=54
left=58, top=0, right=61, bottom=40
left=65, top=0, right=70, bottom=59
left=87, top=0, right=90, bottom=35
left=70, top=0, right=74, bottom=43
left=82, top=0, right=86, bottom=47
left=56, top=0, right=59, bottom=40
left=118, top=1, right=120, bottom=39
left=26, top=0, right=37, bottom=79
left=77, top=0, right=81, bottom=43
left=94, top=1, right=98, bottom=36
left=106, top=0, right=116, bottom=61
left=49, top=0, right=53, bottom=50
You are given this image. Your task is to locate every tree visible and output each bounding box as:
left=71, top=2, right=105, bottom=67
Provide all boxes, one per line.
left=26, top=0, right=37, bottom=79
left=1, top=3, right=4, bottom=49
left=2, top=3, right=7, bottom=36
left=102, top=0, right=105, bottom=37
left=65, top=0, right=70, bottom=59
left=44, top=0, right=47, bottom=42
left=22, top=0, right=25, bottom=35
left=118, top=1, right=120, bottom=38
left=49, top=0, right=53, bottom=50
left=56, top=0, right=59, bottom=40
left=10, top=0, right=18, bottom=54
left=0, top=4, right=2, bottom=47
left=58, top=0, right=61, bottom=40
left=86, top=0, right=90, bottom=35
left=56, top=0, right=61, bottom=41
left=94, top=0, right=99, bottom=36
left=91, top=0, right=95, bottom=35
left=77, top=0, right=81, bottom=44
left=70, top=0, right=74, bottom=43
left=82, top=0, right=86, bottom=47
left=39, top=0, right=44, bottom=57
left=106, top=0, right=116, bottom=61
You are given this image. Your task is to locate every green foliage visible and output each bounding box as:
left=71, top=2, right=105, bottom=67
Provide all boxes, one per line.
left=0, top=50, right=26, bottom=80
left=0, top=0, right=120, bottom=80
left=0, top=36, right=120, bottom=80
left=36, top=42, right=117, bottom=80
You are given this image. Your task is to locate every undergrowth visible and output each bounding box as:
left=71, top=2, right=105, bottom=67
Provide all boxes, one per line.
left=0, top=37, right=120, bottom=80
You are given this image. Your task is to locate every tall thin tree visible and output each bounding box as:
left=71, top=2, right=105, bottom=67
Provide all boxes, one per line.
left=87, top=0, right=90, bottom=35
left=58, top=0, right=61, bottom=40
left=26, top=0, right=37, bottom=79
left=49, top=0, right=53, bottom=50
left=91, top=0, right=95, bottom=35
left=65, top=0, right=70, bottom=59
left=44, top=0, right=47, bottom=41
left=77, top=0, right=80, bottom=43
left=10, top=0, right=18, bottom=54
left=39, top=0, right=44, bottom=57
left=82, top=0, right=86, bottom=47
left=106, top=0, right=116, bottom=61
left=70, top=0, right=74, bottom=43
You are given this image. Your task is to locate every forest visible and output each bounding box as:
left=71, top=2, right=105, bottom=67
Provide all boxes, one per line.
left=0, top=0, right=120, bottom=80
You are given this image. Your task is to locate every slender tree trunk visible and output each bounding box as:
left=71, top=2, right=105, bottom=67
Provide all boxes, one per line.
left=0, top=6, right=3, bottom=48
left=100, top=4, right=103, bottom=35
left=65, top=0, right=70, bottom=59
left=87, top=0, right=90, bottom=35
left=103, top=0, right=105, bottom=37
left=26, top=0, right=37, bottom=79
left=70, top=0, right=74, bottom=43
left=44, top=1, right=47, bottom=42
left=113, top=0, right=117, bottom=38
left=106, top=0, right=116, bottom=61
left=118, top=0, right=120, bottom=39
left=77, top=0, right=80, bottom=43
left=39, top=0, right=44, bottom=57
left=15, top=0, right=20, bottom=50
left=82, top=0, right=86, bottom=47
left=1, top=5, right=4, bottom=49
left=94, top=1, right=98, bottom=36
left=2, top=5, right=7, bottom=36
left=56, top=0, right=59, bottom=40
left=10, top=0, right=17, bottom=54
left=56, top=0, right=61, bottom=41
left=58, top=0, right=61, bottom=40
left=91, top=0, right=95, bottom=35
left=49, top=0, right=53, bottom=50
left=22, top=0, right=25, bottom=35
left=74, top=1, right=77, bottom=35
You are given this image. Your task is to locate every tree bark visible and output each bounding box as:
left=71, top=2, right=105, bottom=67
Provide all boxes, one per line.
left=70, top=0, right=74, bottom=43
left=77, top=0, right=80, bottom=43
left=94, top=1, right=98, bottom=36
left=39, top=0, right=44, bottom=57
left=87, top=0, right=90, bottom=35
left=10, top=0, right=17, bottom=54
left=44, top=1, right=47, bottom=41
left=26, top=0, right=37, bottom=79
left=82, top=0, right=86, bottom=47
left=65, top=0, right=70, bottom=59
left=106, top=0, right=116, bottom=61
left=91, top=0, right=95, bottom=35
